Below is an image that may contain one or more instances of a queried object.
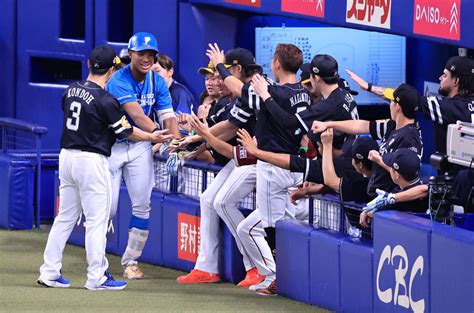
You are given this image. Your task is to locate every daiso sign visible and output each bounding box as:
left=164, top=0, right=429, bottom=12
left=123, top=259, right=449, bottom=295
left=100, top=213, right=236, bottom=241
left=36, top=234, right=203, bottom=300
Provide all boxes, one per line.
left=413, top=0, right=461, bottom=41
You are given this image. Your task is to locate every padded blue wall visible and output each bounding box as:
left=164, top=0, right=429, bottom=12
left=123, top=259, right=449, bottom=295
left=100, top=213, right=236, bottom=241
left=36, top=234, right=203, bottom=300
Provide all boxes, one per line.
left=0, top=0, right=17, bottom=118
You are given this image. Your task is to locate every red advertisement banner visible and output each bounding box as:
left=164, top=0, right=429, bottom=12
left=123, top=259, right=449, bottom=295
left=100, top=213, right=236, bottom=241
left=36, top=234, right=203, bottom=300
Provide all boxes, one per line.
left=281, top=0, right=325, bottom=18
left=225, top=0, right=261, bottom=7
left=177, top=213, right=201, bottom=262
left=413, top=0, right=460, bottom=41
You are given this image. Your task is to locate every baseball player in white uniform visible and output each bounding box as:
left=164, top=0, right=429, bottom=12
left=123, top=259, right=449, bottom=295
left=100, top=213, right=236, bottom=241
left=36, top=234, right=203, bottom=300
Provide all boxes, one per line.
left=38, top=45, right=167, bottom=290
left=106, top=32, right=180, bottom=279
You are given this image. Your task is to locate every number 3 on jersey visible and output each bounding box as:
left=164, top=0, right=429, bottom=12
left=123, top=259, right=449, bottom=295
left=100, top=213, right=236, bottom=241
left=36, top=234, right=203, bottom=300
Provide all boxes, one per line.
left=66, top=101, right=81, bottom=131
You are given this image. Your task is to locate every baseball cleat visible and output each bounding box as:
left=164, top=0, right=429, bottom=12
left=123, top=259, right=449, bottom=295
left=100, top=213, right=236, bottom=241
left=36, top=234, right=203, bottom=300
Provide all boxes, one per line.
left=176, top=269, right=220, bottom=284
left=256, top=279, right=277, bottom=296
left=123, top=263, right=144, bottom=279
left=86, top=271, right=126, bottom=291
left=237, top=268, right=264, bottom=288
left=37, top=276, right=70, bottom=288
left=249, top=277, right=275, bottom=291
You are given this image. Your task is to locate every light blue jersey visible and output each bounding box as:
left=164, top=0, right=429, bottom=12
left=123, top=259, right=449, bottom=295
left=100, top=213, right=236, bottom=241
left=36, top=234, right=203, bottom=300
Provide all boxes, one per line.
left=106, top=65, right=174, bottom=128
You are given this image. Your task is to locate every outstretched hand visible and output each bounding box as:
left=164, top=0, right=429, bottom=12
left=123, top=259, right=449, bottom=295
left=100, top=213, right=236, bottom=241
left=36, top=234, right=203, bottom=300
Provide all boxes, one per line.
left=236, top=128, right=258, bottom=156
left=346, top=69, right=369, bottom=91
left=188, top=114, right=210, bottom=138
left=250, top=74, right=271, bottom=101
left=150, top=129, right=173, bottom=143
left=206, top=43, right=226, bottom=68
left=311, top=120, right=328, bottom=134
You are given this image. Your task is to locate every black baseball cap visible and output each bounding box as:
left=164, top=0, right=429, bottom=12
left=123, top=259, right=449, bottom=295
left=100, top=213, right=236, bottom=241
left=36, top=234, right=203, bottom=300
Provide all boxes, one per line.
left=445, top=56, right=474, bottom=76
left=382, top=148, right=421, bottom=182
left=224, top=48, right=262, bottom=71
left=300, top=71, right=311, bottom=85
left=351, top=136, right=379, bottom=162
left=119, top=48, right=130, bottom=65
left=198, top=61, right=215, bottom=75
left=300, top=54, right=338, bottom=78
left=383, top=84, right=420, bottom=118
left=89, top=45, right=120, bottom=70
left=339, top=78, right=359, bottom=95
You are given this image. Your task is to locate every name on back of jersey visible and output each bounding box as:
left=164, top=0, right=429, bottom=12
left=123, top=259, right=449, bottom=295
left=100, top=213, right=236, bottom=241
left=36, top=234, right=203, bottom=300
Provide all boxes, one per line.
left=289, top=93, right=311, bottom=107
left=67, top=87, right=94, bottom=104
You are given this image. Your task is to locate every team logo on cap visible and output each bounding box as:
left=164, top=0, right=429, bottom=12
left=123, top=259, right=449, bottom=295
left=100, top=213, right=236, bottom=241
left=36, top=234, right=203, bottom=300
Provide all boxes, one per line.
left=393, top=162, right=400, bottom=170
left=94, top=62, right=100, bottom=68
left=356, top=153, right=363, bottom=160
left=144, top=36, right=151, bottom=44
left=450, top=65, right=456, bottom=71
left=312, top=67, right=320, bottom=74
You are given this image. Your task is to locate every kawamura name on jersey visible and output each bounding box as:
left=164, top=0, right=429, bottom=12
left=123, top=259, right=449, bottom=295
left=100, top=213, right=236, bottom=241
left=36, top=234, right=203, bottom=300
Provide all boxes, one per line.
left=61, top=80, right=133, bottom=157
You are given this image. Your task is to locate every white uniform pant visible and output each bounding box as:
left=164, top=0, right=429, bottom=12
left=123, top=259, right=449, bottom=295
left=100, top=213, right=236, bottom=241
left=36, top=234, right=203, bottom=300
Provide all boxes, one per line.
left=195, top=160, right=256, bottom=274
left=237, top=160, right=302, bottom=278
left=108, top=141, right=154, bottom=220
left=39, top=149, right=111, bottom=288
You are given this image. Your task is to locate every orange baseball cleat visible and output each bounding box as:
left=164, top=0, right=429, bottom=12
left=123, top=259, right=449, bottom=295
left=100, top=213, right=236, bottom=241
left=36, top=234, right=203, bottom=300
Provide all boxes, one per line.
left=176, top=269, right=221, bottom=284
left=237, top=267, right=264, bottom=288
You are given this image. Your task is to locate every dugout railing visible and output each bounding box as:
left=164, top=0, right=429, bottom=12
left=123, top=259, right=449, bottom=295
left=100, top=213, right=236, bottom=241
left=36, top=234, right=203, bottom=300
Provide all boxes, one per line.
left=153, top=156, right=372, bottom=239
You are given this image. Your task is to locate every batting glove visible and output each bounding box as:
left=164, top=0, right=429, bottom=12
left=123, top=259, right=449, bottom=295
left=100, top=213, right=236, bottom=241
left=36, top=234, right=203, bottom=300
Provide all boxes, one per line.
left=166, top=152, right=180, bottom=177
left=363, top=189, right=396, bottom=213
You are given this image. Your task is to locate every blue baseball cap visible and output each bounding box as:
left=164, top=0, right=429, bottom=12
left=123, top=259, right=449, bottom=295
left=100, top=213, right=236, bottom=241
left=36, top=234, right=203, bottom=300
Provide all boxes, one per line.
left=351, top=136, right=379, bottom=162
left=382, top=148, right=421, bottom=181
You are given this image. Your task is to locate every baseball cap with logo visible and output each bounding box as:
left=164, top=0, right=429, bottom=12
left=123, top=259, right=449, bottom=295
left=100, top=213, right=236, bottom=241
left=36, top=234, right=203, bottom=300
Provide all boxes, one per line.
left=300, top=71, right=311, bottom=85
left=444, top=56, right=474, bottom=76
left=198, top=61, right=215, bottom=75
left=382, top=148, right=421, bottom=182
left=300, top=54, right=338, bottom=78
left=338, top=78, right=359, bottom=95
left=351, top=136, right=379, bottom=162
left=224, top=48, right=262, bottom=71
left=89, top=45, right=120, bottom=70
left=383, top=84, right=420, bottom=118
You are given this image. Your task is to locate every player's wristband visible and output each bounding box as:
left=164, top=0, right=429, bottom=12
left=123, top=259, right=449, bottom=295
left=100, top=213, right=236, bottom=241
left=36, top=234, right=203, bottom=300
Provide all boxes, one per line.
left=216, top=63, right=231, bottom=80
left=152, top=127, right=160, bottom=133
left=367, top=83, right=373, bottom=92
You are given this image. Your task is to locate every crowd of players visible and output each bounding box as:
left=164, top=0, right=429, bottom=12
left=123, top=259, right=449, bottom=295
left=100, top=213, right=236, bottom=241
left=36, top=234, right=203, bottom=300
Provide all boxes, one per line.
left=39, top=31, right=474, bottom=294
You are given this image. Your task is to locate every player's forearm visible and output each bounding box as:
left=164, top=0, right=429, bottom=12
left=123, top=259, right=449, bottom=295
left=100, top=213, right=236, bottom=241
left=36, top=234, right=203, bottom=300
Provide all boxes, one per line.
left=265, top=97, right=300, bottom=128
left=223, top=76, right=244, bottom=98
left=129, top=114, right=156, bottom=133
left=394, top=184, right=428, bottom=203
left=163, top=117, right=181, bottom=138
left=127, top=127, right=153, bottom=142
left=253, top=149, right=291, bottom=170
left=203, top=133, right=234, bottom=159
left=322, top=145, right=341, bottom=192
left=209, top=120, right=238, bottom=138
left=325, top=120, right=370, bottom=135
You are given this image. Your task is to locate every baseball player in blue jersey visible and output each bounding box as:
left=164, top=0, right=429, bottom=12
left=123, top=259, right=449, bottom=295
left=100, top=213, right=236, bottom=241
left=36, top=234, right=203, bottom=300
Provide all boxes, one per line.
left=106, top=32, right=180, bottom=279
left=38, top=46, right=168, bottom=290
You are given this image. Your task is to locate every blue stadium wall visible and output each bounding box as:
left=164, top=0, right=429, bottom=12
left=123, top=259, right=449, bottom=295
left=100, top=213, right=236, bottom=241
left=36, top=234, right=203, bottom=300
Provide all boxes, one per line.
left=0, top=0, right=469, bottom=159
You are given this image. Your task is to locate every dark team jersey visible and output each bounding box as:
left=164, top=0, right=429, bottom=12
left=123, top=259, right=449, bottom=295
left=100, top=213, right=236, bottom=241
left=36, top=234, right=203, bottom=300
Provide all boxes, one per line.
left=169, top=80, right=197, bottom=115
left=251, top=81, right=312, bottom=154
left=207, top=97, right=233, bottom=127
left=339, top=174, right=372, bottom=203
left=228, top=95, right=257, bottom=135
left=60, top=80, right=133, bottom=157
left=420, top=95, right=474, bottom=153
left=296, top=87, right=359, bottom=148
left=379, top=180, right=428, bottom=213
left=367, top=119, right=423, bottom=196
left=289, top=154, right=355, bottom=184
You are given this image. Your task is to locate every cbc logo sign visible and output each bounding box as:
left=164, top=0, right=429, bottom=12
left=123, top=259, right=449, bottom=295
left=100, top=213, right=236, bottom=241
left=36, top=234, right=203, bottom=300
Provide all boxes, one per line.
left=376, top=245, right=425, bottom=313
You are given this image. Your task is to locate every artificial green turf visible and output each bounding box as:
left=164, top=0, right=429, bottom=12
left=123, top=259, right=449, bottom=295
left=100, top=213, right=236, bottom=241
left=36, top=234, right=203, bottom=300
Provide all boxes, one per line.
left=0, top=229, right=329, bottom=313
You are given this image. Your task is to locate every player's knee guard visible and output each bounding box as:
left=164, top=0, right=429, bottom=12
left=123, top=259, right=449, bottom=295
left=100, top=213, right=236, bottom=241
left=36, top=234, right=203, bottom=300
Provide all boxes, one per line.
left=264, top=227, right=276, bottom=256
